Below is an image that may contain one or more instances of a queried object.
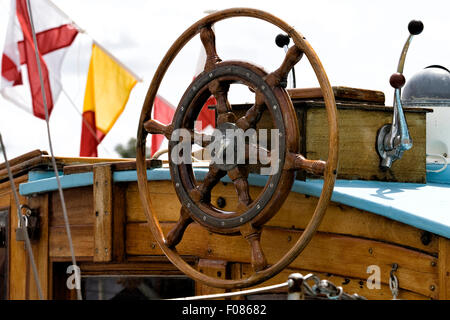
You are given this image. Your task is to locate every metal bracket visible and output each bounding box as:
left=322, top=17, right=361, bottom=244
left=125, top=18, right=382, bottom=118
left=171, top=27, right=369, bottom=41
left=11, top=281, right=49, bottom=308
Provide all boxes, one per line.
left=376, top=20, right=423, bottom=170
left=15, top=205, right=40, bottom=242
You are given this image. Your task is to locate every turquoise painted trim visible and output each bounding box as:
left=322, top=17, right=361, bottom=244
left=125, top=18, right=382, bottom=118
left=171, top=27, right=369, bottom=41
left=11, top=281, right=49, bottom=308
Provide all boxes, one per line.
left=18, top=167, right=450, bottom=238
left=28, top=170, right=63, bottom=181
left=19, top=172, right=93, bottom=196
left=427, top=163, right=450, bottom=185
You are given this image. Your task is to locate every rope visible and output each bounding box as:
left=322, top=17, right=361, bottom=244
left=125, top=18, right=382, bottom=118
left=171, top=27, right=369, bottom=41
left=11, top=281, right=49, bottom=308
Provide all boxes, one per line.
left=169, top=282, right=289, bottom=300
left=25, top=0, right=82, bottom=300
left=169, top=273, right=366, bottom=301
left=0, top=133, right=44, bottom=300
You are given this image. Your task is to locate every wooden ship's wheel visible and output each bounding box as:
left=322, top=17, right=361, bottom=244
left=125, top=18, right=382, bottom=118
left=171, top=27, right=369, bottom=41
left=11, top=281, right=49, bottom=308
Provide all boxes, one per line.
left=136, top=8, right=338, bottom=289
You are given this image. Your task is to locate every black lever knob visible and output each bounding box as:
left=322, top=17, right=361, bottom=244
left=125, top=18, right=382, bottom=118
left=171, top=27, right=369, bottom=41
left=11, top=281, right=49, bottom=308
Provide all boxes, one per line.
left=275, top=34, right=290, bottom=48
left=408, top=20, right=424, bottom=35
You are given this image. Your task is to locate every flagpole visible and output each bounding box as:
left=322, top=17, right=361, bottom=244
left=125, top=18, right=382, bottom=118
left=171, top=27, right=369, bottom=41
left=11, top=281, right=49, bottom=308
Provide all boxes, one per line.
left=44, top=0, right=143, bottom=82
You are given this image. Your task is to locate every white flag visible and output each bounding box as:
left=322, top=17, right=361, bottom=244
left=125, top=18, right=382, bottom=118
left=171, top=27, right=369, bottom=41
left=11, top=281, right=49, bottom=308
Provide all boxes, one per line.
left=1, top=0, right=78, bottom=119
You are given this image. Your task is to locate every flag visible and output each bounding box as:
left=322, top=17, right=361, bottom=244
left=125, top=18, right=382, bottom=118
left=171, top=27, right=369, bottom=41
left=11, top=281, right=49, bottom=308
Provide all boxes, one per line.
left=151, top=95, right=175, bottom=156
left=1, top=0, right=78, bottom=118
left=80, top=43, right=137, bottom=157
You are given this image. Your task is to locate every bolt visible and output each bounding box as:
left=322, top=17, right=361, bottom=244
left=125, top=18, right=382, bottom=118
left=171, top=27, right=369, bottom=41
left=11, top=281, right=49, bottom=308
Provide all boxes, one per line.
left=368, top=248, right=373, bottom=254
left=431, top=261, right=437, bottom=267
left=207, top=248, right=212, bottom=255
left=151, top=243, right=156, bottom=249
left=430, top=285, right=435, bottom=291
left=421, top=231, right=432, bottom=246
left=216, top=197, right=226, bottom=208
left=287, top=235, right=292, bottom=242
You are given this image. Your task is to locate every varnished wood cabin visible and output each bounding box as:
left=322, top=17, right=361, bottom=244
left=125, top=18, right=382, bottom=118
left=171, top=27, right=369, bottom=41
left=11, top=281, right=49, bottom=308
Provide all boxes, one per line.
left=1, top=87, right=449, bottom=300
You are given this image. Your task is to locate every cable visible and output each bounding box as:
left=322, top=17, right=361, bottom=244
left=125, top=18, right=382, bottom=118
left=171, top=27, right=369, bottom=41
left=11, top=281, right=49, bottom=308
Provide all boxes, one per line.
left=25, top=0, right=82, bottom=300
left=0, top=133, right=44, bottom=300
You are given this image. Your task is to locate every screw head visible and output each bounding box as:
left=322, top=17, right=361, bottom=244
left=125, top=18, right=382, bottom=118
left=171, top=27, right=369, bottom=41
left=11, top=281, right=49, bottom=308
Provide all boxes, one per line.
left=216, top=196, right=226, bottom=208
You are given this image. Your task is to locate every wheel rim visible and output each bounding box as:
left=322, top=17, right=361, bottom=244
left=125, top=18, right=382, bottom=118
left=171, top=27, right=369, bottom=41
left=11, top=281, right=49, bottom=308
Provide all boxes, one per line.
left=136, top=8, right=338, bottom=289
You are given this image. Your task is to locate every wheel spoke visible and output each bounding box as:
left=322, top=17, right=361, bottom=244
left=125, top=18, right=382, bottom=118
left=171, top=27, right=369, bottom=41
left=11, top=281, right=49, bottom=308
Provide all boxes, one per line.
left=285, top=152, right=326, bottom=176
left=191, top=130, right=212, bottom=148
left=266, top=45, right=303, bottom=88
left=227, top=166, right=252, bottom=211
left=236, top=91, right=265, bottom=130
left=208, top=80, right=236, bottom=125
left=190, top=164, right=226, bottom=204
left=200, top=25, right=221, bottom=71
left=143, top=119, right=173, bottom=139
left=165, top=206, right=193, bottom=248
left=145, top=119, right=212, bottom=148
left=240, top=224, right=268, bottom=272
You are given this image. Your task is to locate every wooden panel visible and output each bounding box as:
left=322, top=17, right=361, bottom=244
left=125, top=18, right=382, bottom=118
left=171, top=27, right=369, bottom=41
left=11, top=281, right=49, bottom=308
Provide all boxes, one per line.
left=93, top=165, right=112, bottom=262
left=235, top=264, right=429, bottom=300
left=126, top=223, right=438, bottom=298
left=63, top=159, right=162, bottom=175
left=27, top=194, right=49, bottom=300
left=0, top=175, right=28, bottom=198
left=439, top=237, right=450, bottom=299
left=49, top=186, right=93, bottom=227
left=125, top=181, right=438, bottom=253
left=0, top=156, right=47, bottom=183
left=49, top=225, right=93, bottom=260
left=306, top=106, right=426, bottom=183
left=0, top=194, right=11, bottom=208
left=0, top=150, right=48, bottom=182
left=196, top=259, right=228, bottom=296
left=126, top=182, right=181, bottom=223
left=112, top=184, right=126, bottom=262
left=288, top=86, right=385, bottom=104
left=9, top=192, right=27, bottom=299
left=0, top=149, right=46, bottom=171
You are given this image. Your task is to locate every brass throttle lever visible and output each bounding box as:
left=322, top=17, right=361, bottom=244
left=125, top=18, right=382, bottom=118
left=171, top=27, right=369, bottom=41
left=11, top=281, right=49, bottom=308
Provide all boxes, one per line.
left=376, top=20, right=423, bottom=169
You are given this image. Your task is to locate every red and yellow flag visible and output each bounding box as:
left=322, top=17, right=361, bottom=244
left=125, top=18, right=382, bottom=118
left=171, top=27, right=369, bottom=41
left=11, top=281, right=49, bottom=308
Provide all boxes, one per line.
left=80, top=43, right=137, bottom=157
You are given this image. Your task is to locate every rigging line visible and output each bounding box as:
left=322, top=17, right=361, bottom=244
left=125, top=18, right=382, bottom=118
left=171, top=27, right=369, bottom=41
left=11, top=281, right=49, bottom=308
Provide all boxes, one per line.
left=25, top=0, right=82, bottom=300
left=0, top=133, right=44, bottom=300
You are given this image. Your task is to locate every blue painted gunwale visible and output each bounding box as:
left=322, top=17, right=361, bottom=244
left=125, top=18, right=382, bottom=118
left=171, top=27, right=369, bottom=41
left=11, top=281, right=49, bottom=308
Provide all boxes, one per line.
left=19, top=166, right=450, bottom=239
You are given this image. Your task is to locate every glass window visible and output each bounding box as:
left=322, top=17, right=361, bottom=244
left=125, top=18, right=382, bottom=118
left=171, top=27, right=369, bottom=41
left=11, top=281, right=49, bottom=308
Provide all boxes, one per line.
left=81, top=276, right=195, bottom=300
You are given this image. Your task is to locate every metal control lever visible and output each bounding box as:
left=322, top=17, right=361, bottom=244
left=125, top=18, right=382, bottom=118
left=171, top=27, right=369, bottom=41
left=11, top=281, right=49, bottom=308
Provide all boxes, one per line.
left=377, top=20, right=424, bottom=169
left=275, top=34, right=297, bottom=88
